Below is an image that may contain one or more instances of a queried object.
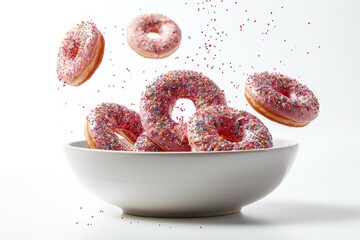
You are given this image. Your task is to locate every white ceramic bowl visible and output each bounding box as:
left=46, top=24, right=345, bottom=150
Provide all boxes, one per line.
left=64, top=139, right=298, bottom=217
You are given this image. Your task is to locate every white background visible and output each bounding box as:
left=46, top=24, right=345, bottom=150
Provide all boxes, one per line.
left=1, top=0, right=360, bottom=239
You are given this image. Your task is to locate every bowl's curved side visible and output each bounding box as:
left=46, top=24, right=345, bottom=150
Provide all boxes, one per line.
left=64, top=141, right=298, bottom=217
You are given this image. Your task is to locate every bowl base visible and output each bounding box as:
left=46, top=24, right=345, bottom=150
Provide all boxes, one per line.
left=122, top=208, right=242, bottom=218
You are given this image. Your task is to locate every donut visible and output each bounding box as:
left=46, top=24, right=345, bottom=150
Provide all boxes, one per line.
left=127, top=13, right=181, bottom=59
left=245, top=72, right=320, bottom=127
left=187, top=105, right=273, bottom=151
left=57, top=21, right=105, bottom=86
left=133, top=133, right=163, bottom=152
left=140, top=70, right=227, bottom=151
left=85, top=103, right=144, bottom=150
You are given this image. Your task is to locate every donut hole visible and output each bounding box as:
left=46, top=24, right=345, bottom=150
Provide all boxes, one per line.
left=171, top=98, right=196, bottom=124
left=216, top=117, right=244, bottom=142
left=147, top=32, right=161, bottom=39
left=113, top=130, right=135, bottom=147
left=65, top=39, right=80, bottom=60
left=274, top=86, right=291, bottom=98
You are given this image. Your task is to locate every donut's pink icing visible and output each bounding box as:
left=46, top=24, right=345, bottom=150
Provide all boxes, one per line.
left=57, top=21, right=101, bottom=84
left=140, top=70, right=227, bottom=152
left=187, top=105, right=273, bottom=151
left=127, top=13, right=181, bottom=58
left=245, top=72, right=320, bottom=123
left=133, top=133, right=163, bottom=152
left=86, top=103, right=144, bottom=150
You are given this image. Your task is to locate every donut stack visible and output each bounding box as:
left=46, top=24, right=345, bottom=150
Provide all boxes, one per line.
left=85, top=69, right=274, bottom=152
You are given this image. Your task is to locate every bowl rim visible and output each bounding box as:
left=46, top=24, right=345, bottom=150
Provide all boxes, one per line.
left=63, top=138, right=299, bottom=155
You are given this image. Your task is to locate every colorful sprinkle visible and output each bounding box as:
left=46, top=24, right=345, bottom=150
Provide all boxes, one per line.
left=187, top=105, right=273, bottom=151
left=140, top=70, right=227, bottom=151
left=57, top=21, right=104, bottom=86
left=245, top=72, right=320, bottom=126
left=127, top=13, right=181, bottom=59
left=86, top=103, right=144, bottom=150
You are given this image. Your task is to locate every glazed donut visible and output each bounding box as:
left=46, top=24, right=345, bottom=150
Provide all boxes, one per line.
left=127, top=13, right=181, bottom=59
left=187, top=105, right=273, bottom=151
left=140, top=70, right=227, bottom=152
left=133, top=133, right=163, bottom=152
left=57, top=21, right=105, bottom=86
left=245, top=72, right=320, bottom=127
left=85, top=103, right=144, bottom=150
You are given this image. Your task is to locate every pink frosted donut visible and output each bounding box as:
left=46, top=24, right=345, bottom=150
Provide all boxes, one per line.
left=85, top=103, right=144, bottom=151
left=245, top=72, right=320, bottom=127
left=133, top=133, right=163, bottom=152
left=127, top=13, right=181, bottom=59
left=140, top=70, right=227, bottom=152
left=187, top=105, right=273, bottom=151
left=57, top=21, right=105, bottom=86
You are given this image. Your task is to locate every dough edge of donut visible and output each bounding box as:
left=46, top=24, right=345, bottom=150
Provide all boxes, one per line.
left=126, top=37, right=180, bottom=59
left=244, top=89, right=309, bottom=128
left=67, top=33, right=105, bottom=86
left=84, top=118, right=136, bottom=150
left=84, top=120, right=97, bottom=149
